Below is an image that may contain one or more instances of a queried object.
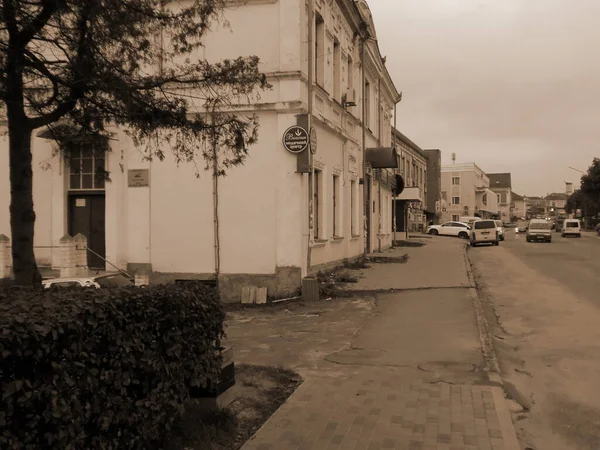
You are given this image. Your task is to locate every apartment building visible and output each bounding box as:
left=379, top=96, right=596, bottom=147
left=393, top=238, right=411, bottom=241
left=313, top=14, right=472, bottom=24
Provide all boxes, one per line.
left=441, top=163, right=499, bottom=222
left=488, top=173, right=512, bottom=223
left=511, top=192, right=527, bottom=220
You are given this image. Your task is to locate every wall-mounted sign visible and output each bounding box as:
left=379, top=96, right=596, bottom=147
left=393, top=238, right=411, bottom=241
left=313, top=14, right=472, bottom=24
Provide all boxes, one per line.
left=310, top=127, right=318, bottom=154
left=282, top=125, right=309, bottom=154
left=75, top=198, right=86, bottom=208
left=128, top=169, right=150, bottom=187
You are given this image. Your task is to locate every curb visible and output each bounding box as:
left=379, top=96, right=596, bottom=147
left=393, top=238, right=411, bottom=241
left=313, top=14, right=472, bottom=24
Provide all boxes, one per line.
left=463, top=243, right=501, bottom=377
left=463, top=244, right=521, bottom=450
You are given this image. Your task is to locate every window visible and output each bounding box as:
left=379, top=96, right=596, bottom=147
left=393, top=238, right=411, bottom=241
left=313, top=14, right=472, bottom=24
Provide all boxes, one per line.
left=441, top=191, right=447, bottom=201
left=332, top=175, right=339, bottom=236
left=69, top=148, right=106, bottom=190
left=452, top=214, right=460, bottom=221
left=333, top=38, right=341, bottom=102
left=347, top=56, right=353, bottom=94
left=473, top=220, right=496, bottom=230
left=482, top=194, right=487, bottom=205
left=364, top=80, right=371, bottom=128
left=351, top=180, right=357, bottom=235
left=315, top=14, right=325, bottom=86
left=497, top=194, right=501, bottom=204
left=312, top=170, right=321, bottom=239
left=452, top=176, right=460, bottom=185
left=500, top=191, right=507, bottom=204
left=452, top=196, right=460, bottom=205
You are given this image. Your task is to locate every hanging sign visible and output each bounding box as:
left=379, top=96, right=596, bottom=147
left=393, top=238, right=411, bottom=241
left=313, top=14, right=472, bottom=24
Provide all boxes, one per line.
left=282, top=125, right=309, bottom=154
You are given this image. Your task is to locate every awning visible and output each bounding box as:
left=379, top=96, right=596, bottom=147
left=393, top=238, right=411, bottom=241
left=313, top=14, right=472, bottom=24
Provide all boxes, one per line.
left=366, top=147, right=398, bottom=169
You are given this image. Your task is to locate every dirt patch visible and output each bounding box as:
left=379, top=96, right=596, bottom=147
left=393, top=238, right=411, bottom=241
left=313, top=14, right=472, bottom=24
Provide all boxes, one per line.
left=368, top=253, right=409, bottom=264
left=167, top=364, right=302, bottom=450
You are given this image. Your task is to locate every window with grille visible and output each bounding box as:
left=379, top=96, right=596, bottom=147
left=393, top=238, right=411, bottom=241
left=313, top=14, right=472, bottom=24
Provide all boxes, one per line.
left=69, top=149, right=106, bottom=190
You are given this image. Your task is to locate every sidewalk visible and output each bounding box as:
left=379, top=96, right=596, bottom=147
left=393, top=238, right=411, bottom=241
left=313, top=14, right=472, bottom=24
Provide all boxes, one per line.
left=237, top=236, right=520, bottom=450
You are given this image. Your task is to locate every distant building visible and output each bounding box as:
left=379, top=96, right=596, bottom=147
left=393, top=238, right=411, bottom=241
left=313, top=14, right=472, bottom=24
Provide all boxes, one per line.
left=511, top=192, right=526, bottom=220
left=441, top=162, right=499, bottom=222
left=392, top=128, right=428, bottom=234
left=526, top=196, right=546, bottom=218
left=424, top=149, right=442, bottom=224
left=488, top=173, right=512, bottom=222
left=545, top=193, right=568, bottom=217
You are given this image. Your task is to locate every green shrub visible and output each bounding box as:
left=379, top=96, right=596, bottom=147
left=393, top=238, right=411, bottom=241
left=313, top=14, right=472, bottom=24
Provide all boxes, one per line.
left=0, top=282, right=225, bottom=449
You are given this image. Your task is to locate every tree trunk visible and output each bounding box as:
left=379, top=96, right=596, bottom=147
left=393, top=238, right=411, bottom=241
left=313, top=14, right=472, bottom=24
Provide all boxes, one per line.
left=8, top=121, right=41, bottom=286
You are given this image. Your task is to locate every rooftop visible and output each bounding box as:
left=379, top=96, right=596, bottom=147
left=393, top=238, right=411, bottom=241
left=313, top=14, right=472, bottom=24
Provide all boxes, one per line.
left=487, top=173, right=512, bottom=189
left=545, top=192, right=569, bottom=200
left=392, top=128, right=426, bottom=158
left=512, top=192, right=524, bottom=200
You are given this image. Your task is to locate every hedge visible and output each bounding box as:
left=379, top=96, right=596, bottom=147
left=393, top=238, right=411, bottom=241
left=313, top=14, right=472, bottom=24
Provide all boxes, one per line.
left=0, top=282, right=225, bottom=449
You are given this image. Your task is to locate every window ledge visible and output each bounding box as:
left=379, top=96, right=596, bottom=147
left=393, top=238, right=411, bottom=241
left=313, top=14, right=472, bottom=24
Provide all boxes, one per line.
left=312, top=239, right=328, bottom=248
left=351, top=234, right=361, bottom=240
left=330, top=236, right=344, bottom=243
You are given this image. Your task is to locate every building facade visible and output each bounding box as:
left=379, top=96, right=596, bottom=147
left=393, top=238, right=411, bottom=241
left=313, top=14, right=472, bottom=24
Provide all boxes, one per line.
left=0, top=0, right=400, bottom=301
left=392, top=129, right=428, bottom=234
left=424, top=149, right=442, bottom=224
left=526, top=196, right=546, bottom=218
left=488, top=173, right=512, bottom=223
left=511, top=192, right=526, bottom=220
left=441, top=163, right=499, bottom=222
left=544, top=193, right=568, bottom=217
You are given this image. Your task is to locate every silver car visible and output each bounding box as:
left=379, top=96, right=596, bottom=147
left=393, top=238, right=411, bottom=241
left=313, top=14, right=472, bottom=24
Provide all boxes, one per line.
left=42, top=273, right=134, bottom=289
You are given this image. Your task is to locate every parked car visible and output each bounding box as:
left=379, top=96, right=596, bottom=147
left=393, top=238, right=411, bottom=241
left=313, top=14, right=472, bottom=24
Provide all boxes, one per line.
left=561, top=219, right=582, bottom=238
left=42, top=273, right=135, bottom=289
left=427, top=221, right=471, bottom=239
left=494, top=220, right=505, bottom=241
left=526, top=219, right=552, bottom=243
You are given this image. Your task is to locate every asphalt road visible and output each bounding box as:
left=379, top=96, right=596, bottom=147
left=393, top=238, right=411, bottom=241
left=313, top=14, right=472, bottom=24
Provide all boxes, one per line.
left=469, top=228, right=600, bottom=450
left=502, top=229, right=600, bottom=307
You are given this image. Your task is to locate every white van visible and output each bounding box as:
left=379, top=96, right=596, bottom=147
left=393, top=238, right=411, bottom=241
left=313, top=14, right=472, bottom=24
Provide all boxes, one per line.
left=562, top=219, right=581, bottom=238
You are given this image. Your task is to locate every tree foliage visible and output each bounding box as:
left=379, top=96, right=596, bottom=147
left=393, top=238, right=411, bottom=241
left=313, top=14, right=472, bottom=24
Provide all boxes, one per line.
left=580, top=158, right=600, bottom=204
left=1, top=0, right=269, bottom=284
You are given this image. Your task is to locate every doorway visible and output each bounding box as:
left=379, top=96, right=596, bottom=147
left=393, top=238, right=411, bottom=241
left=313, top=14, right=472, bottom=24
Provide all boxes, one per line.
left=68, top=194, right=106, bottom=269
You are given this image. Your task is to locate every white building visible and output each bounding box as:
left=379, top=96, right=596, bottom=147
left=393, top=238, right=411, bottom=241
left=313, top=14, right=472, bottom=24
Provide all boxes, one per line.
left=441, top=163, right=499, bottom=222
left=0, top=0, right=400, bottom=301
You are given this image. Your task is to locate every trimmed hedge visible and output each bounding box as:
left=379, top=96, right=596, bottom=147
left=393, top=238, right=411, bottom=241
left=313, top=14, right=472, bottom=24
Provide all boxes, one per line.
left=0, top=282, right=225, bottom=449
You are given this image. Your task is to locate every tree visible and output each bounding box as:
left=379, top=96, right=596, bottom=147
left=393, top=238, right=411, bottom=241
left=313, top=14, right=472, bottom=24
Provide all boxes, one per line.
left=1, top=0, right=269, bottom=285
left=581, top=158, right=600, bottom=206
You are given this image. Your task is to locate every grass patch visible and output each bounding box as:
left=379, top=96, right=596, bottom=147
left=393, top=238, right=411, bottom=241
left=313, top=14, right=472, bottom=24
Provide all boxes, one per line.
left=166, top=364, right=302, bottom=450
left=343, top=257, right=370, bottom=269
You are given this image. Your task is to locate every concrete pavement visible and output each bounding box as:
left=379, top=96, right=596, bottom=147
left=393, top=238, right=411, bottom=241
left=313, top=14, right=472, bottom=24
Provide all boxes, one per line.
left=469, top=229, right=600, bottom=450
left=231, top=236, right=520, bottom=450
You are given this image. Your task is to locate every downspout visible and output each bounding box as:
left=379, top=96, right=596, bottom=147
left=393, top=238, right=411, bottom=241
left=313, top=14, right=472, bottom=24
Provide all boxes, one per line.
left=306, top=0, right=315, bottom=274
left=393, top=102, right=397, bottom=244
left=377, top=78, right=382, bottom=253
left=360, top=24, right=367, bottom=257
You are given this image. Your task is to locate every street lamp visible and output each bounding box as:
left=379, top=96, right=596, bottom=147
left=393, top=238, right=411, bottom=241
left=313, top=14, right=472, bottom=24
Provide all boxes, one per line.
left=567, top=166, right=586, bottom=221
left=569, top=166, right=585, bottom=174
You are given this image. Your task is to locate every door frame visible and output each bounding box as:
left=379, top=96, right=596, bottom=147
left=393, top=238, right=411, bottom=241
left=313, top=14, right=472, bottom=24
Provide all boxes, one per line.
left=67, top=190, right=106, bottom=269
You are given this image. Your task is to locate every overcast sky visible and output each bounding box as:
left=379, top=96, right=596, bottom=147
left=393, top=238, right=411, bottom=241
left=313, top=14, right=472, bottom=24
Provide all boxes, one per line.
left=369, top=0, right=600, bottom=196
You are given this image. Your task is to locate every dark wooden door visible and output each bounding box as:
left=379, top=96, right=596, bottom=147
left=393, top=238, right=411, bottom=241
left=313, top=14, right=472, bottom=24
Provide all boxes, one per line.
left=365, top=174, right=372, bottom=253
left=69, top=195, right=106, bottom=269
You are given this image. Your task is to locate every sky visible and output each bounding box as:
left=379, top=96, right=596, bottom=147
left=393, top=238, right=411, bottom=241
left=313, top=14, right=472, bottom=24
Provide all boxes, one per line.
left=368, top=0, right=600, bottom=197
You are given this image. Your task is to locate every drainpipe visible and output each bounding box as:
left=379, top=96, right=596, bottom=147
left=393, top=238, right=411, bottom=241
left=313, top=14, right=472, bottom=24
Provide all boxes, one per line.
left=377, top=78, right=382, bottom=253
left=392, top=103, right=398, bottom=244
left=306, top=0, right=315, bottom=274
left=360, top=23, right=368, bottom=257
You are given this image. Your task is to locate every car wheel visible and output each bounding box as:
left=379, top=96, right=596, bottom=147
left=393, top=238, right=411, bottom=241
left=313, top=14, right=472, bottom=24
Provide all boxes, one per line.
left=458, top=231, right=468, bottom=239
left=494, top=241, right=499, bottom=246
left=429, top=229, right=439, bottom=235
left=578, top=234, right=581, bottom=238
left=470, top=241, right=476, bottom=247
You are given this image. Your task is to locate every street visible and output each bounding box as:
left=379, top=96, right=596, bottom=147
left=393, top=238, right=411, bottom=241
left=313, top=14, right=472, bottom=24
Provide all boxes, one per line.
left=469, top=229, right=600, bottom=450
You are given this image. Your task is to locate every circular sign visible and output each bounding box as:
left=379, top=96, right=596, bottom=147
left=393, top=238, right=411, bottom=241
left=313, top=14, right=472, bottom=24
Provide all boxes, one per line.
left=282, top=125, right=309, bottom=154
left=310, top=127, right=318, bottom=154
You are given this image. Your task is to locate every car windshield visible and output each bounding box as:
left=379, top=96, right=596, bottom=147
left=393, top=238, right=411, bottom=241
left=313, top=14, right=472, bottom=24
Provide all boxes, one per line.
left=530, top=222, right=550, bottom=230
left=565, top=222, right=579, bottom=228
left=95, top=274, right=133, bottom=288
left=473, top=221, right=496, bottom=230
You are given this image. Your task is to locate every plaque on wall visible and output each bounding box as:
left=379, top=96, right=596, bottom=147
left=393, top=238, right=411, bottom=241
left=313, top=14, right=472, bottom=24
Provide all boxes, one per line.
left=128, top=169, right=150, bottom=187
